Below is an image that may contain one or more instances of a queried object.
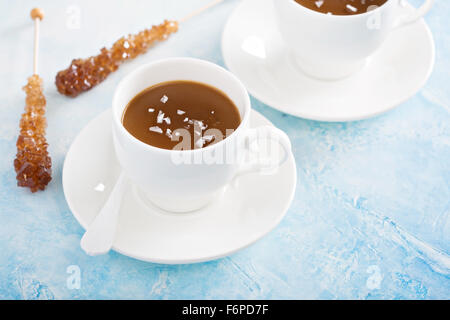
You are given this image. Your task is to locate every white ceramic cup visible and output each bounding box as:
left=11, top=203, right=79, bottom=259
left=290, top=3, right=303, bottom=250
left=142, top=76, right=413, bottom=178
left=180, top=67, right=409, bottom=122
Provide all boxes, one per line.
left=112, top=58, right=292, bottom=213
left=273, top=0, right=434, bottom=80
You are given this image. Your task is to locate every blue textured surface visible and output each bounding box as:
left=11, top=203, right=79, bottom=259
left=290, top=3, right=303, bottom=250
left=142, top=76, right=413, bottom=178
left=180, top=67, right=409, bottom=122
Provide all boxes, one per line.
left=0, top=0, right=449, bottom=299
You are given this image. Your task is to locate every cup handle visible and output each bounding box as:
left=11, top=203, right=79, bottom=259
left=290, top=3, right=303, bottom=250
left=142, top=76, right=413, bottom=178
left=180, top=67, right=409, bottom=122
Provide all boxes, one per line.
left=394, top=0, right=434, bottom=29
left=232, top=126, right=292, bottom=183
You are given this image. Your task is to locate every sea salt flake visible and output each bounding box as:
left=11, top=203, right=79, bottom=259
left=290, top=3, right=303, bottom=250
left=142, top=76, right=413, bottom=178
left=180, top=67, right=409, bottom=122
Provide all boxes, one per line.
left=160, top=95, right=168, bottom=103
left=163, top=116, right=171, bottom=125
left=315, top=0, right=324, bottom=8
left=157, top=110, right=165, bottom=124
left=203, top=135, right=214, bottom=142
left=177, top=109, right=185, bottom=115
left=195, top=138, right=205, bottom=148
left=346, top=4, right=357, bottom=12
left=149, top=126, right=163, bottom=134
left=194, top=120, right=207, bottom=131
left=148, top=108, right=155, bottom=112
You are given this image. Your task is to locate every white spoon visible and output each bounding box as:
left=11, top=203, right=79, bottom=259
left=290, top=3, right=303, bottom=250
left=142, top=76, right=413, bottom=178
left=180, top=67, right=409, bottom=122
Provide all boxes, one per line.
left=80, top=173, right=128, bottom=255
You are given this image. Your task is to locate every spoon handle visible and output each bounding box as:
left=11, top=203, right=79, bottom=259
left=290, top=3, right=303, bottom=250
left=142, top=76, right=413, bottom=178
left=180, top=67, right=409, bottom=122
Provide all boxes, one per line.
left=80, top=173, right=127, bottom=255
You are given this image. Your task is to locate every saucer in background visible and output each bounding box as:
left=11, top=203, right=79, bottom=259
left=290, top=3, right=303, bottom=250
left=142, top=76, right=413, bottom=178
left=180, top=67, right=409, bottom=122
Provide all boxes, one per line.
left=221, top=0, right=435, bottom=122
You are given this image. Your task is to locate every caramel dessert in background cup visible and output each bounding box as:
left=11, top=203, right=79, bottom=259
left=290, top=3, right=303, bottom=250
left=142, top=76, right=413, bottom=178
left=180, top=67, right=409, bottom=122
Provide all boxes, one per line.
left=273, top=0, right=434, bottom=80
left=112, top=58, right=292, bottom=213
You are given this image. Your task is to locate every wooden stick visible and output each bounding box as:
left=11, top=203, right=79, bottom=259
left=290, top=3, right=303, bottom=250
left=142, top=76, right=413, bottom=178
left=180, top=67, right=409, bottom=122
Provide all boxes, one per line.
left=30, top=8, right=44, bottom=75
left=179, top=0, right=226, bottom=23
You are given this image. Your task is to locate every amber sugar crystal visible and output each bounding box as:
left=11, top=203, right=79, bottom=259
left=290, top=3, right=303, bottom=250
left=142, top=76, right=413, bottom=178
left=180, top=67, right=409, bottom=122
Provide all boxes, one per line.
left=14, top=75, right=52, bottom=192
left=55, top=20, right=179, bottom=97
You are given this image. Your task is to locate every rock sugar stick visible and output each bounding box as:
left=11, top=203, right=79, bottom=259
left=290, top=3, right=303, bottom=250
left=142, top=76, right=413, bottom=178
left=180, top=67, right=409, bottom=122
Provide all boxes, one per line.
left=14, top=8, right=52, bottom=192
left=55, top=0, right=225, bottom=97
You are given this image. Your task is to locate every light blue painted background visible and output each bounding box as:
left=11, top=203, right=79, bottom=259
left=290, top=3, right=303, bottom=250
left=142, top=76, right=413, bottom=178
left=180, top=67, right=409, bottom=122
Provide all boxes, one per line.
left=0, top=0, right=449, bottom=299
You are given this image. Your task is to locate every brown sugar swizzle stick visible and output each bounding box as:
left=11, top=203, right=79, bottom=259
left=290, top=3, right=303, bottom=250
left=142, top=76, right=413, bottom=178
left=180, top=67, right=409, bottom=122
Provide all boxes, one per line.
left=14, top=8, right=52, bottom=192
left=55, top=0, right=225, bottom=97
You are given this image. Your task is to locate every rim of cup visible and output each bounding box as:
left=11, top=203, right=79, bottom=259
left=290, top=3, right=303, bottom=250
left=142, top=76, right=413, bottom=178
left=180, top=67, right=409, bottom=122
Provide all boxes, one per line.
left=112, top=57, right=251, bottom=154
left=284, top=0, right=388, bottom=19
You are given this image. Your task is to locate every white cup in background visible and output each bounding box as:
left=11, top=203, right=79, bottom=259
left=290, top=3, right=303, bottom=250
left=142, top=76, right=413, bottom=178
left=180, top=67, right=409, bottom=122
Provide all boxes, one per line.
left=273, top=0, right=434, bottom=80
left=112, top=58, right=292, bottom=213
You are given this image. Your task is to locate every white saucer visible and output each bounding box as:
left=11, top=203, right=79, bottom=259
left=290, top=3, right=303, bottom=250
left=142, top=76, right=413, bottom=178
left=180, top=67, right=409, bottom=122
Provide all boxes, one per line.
left=63, top=109, right=296, bottom=264
left=222, top=0, right=435, bottom=122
